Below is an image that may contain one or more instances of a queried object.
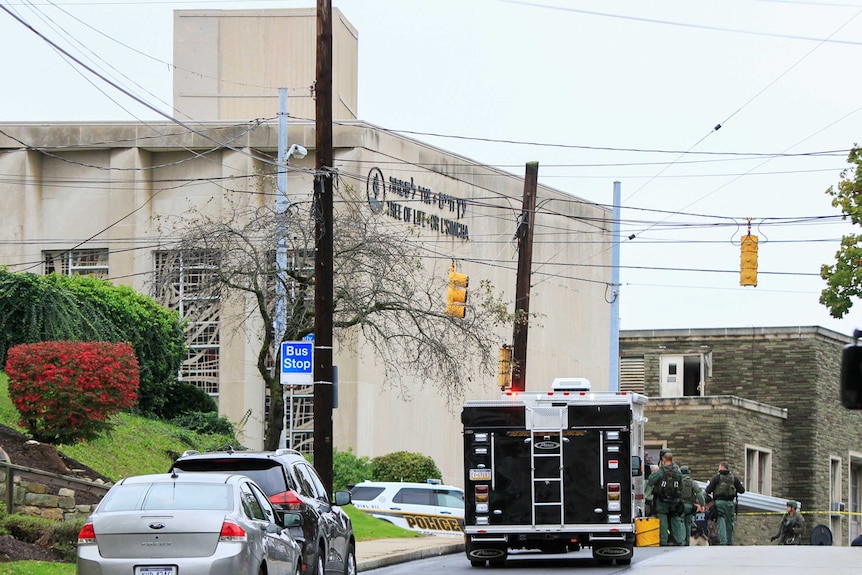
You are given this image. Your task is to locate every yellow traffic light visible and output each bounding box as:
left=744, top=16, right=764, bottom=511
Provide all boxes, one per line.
left=740, top=234, right=758, bottom=287
left=498, top=345, right=512, bottom=389
left=446, top=264, right=468, bottom=318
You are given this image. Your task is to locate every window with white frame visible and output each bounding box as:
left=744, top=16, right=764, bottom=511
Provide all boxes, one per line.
left=645, top=442, right=667, bottom=471
left=153, top=250, right=220, bottom=396
left=745, top=445, right=772, bottom=495
left=43, top=249, right=109, bottom=278
left=831, top=457, right=843, bottom=512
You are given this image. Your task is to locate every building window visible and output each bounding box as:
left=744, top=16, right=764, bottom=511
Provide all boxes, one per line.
left=831, top=457, right=843, bottom=512
left=153, top=250, right=220, bottom=396
left=645, top=442, right=667, bottom=471
left=745, top=445, right=772, bottom=495
left=43, top=249, right=109, bottom=278
left=831, top=457, right=843, bottom=541
left=620, top=357, right=645, bottom=395
left=659, top=352, right=711, bottom=397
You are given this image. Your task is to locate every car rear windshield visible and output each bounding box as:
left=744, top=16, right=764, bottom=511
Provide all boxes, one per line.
left=100, top=483, right=233, bottom=512
left=172, top=458, right=288, bottom=497
left=349, top=486, right=385, bottom=501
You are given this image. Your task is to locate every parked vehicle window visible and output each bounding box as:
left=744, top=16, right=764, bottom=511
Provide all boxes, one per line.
left=101, top=483, right=232, bottom=512
left=172, top=458, right=289, bottom=496
left=349, top=486, right=386, bottom=501
left=394, top=488, right=434, bottom=505
left=436, top=490, right=465, bottom=509
left=303, top=464, right=330, bottom=502
left=296, top=463, right=327, bottom=501
left=249, top=482, right=278, bottom=523
left=145, top=483, right=232, bottom=511
left=99, top=483, right=149, bottom=512
left=240, top=482, right=267, bottom=521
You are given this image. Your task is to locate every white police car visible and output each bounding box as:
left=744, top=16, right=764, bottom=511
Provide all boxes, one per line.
left=349, top=480, right=464, bottom=536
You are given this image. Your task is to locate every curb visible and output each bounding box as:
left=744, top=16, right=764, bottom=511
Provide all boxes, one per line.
left=357, top=542, right=464, bottom=572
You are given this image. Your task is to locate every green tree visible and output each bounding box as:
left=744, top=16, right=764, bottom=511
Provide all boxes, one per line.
left=0, top=270, right=185, bottom=416
left=821, top=146, right=862, bottom=318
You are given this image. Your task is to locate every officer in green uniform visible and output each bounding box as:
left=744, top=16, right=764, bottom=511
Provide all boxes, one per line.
left=646, top=451, right=685, bottom=545
left=679, top=465, right=705, bottom=545
left=771, top=500, right=805, bottom=545
left=704, top=461, right=745, bottom=545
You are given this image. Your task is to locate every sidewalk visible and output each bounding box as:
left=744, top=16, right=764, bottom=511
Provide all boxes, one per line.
left=356, top=536, right=464, bottom=572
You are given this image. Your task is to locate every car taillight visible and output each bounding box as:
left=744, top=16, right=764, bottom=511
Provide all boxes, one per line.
left=607, top=483, right=621, bottom=501
left=77, top=522, right=96, bottom=544
left=270, top=490, right=307, bottom=512
left=219, top=521, right=247, bottom=541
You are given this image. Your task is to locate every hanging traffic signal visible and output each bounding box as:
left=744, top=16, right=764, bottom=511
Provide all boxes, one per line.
left=498, top=345, right=512, bottom=389
left=446, top=264, right=468, bottom=318
left=740, top=233, right=758, bottom=287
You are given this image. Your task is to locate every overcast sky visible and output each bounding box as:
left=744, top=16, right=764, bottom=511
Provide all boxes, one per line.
left=3, top=0, right=862, bottom=337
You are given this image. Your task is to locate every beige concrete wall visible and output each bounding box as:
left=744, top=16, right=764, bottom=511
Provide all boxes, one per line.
left=0, top=121, right=611, bottom=487
left=173, top=9, right=358, bottom=122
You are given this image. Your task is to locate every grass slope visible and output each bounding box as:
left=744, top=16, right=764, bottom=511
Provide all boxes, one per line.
left=0, top=374, right=235, bottom=481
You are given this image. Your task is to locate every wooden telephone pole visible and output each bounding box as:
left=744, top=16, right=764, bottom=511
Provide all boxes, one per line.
left=313, top=0, right=335, bottom=494
left=511, top=162, right=538, bottom=393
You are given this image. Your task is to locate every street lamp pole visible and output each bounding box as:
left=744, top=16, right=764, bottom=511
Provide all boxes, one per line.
left=275, top=88, right=307, bottom=449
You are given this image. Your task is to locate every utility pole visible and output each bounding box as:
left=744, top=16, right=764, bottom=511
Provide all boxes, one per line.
left=313, top=0, right=335, bottom=495
left=511, top=162, right=538, bottom=393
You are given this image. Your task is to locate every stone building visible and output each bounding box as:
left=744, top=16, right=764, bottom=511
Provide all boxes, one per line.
left=620, top=326, right=861, bottom=545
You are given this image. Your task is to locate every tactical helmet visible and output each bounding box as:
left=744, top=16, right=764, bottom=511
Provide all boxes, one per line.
left=680, top=465, right=691, bottom=474
left=786, top=500, right=798, bottom=509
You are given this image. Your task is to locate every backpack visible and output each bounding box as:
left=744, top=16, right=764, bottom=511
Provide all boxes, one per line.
left=715, top=473, right=737, bottom=499
left=680, top=476, right=695, bottom=503
left=656, top=466, right=681, bottom=502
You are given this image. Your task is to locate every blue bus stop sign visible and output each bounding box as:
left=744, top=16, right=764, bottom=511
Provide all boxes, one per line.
left=280, top=341, right=313, bottom=385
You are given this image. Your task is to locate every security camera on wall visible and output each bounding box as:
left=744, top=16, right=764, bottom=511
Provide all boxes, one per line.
left=287, top=144, right=307, bottom=160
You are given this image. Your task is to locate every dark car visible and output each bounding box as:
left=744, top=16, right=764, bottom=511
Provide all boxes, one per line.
left=171, top=448, right=354, bottom=575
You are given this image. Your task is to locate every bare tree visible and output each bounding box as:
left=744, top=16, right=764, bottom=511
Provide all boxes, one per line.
left=154, top=182, right=512, bottom=449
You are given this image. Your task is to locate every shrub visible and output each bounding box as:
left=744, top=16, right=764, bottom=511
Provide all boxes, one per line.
left=0, top=270, right=185, bottom=418
left=370, top=451, right=441, bottom=483
left=333, top=447, right=372, bottom=492
left=5, top=341, right=139, bottom=443
left=171, top=411, right=235, bottom=436
left=161, top=382, right=218, bottom=419
left=2, top=513, right=83, bottom=562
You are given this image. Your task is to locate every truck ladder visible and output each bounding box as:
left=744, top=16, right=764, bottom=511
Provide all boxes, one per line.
left=527, top=406, right=566, bottom=527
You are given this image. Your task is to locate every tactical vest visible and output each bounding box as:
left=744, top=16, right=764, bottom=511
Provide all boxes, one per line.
left=657, top=466, right=680, bottom=502
left=681, top=476, right=695, bottom=503
left=715, top=473, right=737, bottom=499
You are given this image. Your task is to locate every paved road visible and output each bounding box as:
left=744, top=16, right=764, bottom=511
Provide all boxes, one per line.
left=364, top=545, right=862, bottom=574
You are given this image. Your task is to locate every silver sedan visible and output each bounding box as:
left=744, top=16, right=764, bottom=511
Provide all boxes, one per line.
left=77, top=472, right=302, bottom=575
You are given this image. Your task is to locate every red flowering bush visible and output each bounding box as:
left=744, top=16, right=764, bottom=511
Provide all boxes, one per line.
left=5, top=341, right=139, bottom=444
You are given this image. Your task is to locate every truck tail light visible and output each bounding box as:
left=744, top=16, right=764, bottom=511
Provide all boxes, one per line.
left=475, top=484, right=489, bottom=503
left=607, top=482, right=622, bottom=513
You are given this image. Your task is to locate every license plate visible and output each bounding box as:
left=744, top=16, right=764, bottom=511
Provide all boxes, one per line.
left=469, top=469, right=492, bottom=481
left=137, top=567, right=175, bottom=575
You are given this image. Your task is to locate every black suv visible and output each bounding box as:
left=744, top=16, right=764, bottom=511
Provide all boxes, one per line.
left=171, top=448, right=354, bottom=575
